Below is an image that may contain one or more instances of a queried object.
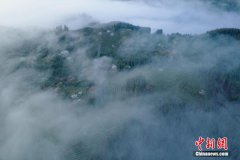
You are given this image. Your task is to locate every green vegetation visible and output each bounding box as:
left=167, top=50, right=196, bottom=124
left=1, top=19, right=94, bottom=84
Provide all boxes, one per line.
left=14, top=22, right=240, bottom=103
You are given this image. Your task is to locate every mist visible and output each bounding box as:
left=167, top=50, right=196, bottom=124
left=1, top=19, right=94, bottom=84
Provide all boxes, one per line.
left=1, top=1, right=240, bottom=160
left=0, top=0, right=240, bottom=33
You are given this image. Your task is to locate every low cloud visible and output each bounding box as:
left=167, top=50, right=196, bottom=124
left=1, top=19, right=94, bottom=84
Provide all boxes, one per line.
left=0, top=0, right=240, bottom=33
left=0, top=1, right=240, bottom=160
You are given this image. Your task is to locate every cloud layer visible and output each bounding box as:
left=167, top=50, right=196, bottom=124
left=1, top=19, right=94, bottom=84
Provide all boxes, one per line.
left=0, top=0, right=240, bottom=33
left=0, top=22, right=240, bottom=159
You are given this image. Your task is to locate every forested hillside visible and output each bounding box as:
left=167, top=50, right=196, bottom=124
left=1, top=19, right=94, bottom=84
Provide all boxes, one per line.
left=0, top=22, right=240, bottom=160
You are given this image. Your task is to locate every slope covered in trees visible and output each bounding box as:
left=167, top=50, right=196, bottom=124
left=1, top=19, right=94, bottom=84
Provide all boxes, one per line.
left=1, top=22, right=240, bottom=160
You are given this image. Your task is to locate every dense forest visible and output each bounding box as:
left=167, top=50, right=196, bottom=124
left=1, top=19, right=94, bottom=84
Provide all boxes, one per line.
left=30, top=22, right=240, bottom=103
left=0, top=22, right=240, bottom=160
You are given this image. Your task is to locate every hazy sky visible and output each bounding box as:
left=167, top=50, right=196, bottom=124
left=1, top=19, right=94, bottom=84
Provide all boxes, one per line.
left=0, top=0, right=240, bottom=33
